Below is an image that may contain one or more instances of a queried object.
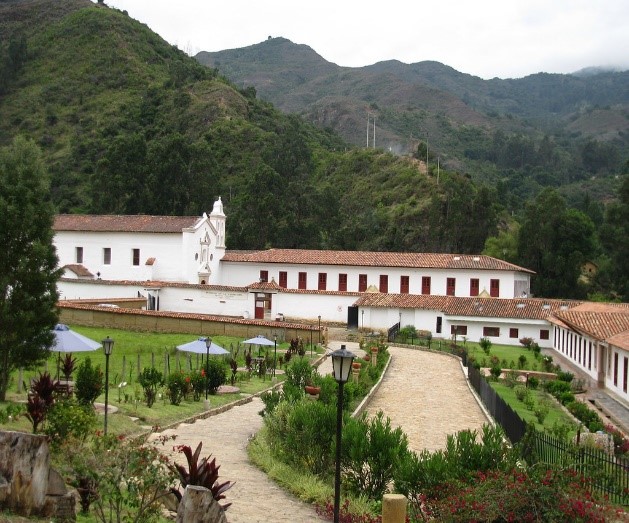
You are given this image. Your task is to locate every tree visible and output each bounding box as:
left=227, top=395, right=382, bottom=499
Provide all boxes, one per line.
left=517, top=188, right=597, bottom=299
left=0, top=137, right=61, bottom=401
left=598, top=175, right=629, bottom=300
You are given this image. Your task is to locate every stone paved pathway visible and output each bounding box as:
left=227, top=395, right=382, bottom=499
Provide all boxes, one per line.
left=362, top=346, right=489, bottom=453
left=151, top=398, right=326, bottom=522
left=147, top=340, right=490, bottom=522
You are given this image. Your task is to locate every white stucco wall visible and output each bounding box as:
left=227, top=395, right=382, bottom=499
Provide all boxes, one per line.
left=606, top=345, right=629, bottom=403
left=55, top=231, right=184, bottom=281
left=218, top=262, right=527, bottom=299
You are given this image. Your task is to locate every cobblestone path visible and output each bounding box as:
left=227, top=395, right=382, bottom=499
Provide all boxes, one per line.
left=363, top=346, right=489, bottom=453
left=148, top=341, right=489, bottom=521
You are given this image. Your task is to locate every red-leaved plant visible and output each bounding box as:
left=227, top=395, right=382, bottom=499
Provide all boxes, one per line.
left=171, top=442, right=233, bottom=510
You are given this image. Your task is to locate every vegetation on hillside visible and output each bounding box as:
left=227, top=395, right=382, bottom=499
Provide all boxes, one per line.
left=0, top=1, right=628, bottom=301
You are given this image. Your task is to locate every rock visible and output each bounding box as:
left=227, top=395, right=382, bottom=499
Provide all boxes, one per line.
left=0, top=431, right=50, bottom=514
left=47, top=467, right=67, bottom=496
left=176, top=485, right=227, bottom=523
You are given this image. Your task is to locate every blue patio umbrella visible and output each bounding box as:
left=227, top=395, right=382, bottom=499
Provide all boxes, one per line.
left=50, top=324, right=101, bottom=379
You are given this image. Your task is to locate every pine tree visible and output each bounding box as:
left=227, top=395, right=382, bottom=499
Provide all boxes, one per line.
left=0, top=137, right=61, bottom=401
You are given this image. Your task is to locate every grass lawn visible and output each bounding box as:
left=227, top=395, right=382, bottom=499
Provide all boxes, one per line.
left=0, top=325, right=328, bottom=437
left=489, top=380, right=578, bottom=437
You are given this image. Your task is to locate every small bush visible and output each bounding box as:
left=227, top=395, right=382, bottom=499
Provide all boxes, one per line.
left=527, top=376, right=539, bottom=390
left=166, top=372, right=187, bottom=405
left=137, top=367, right=164, bottom=407
left=534, top=401, right=550, bottom=424
left=75, top=358, right=103, bottom=406
left=489, top=365, right=502, bottom=380
left=284, top=357, right=312, bottom=390
left=44, top=400, right=96, bottom=445
left=205, top=359, right=226, bottom=394
left=342, top=411, right=410, bottom=500
left=557, top=371, right=574, bottom=383
left=518, top=354, right=527, bottom=369
left=514, top=385, right=528, bottom=402
left=479, top=337, right=492, bottom=355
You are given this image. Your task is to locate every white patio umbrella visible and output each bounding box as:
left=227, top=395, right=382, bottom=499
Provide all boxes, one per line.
left=50, top=324, right=101, bottom=379
left=176, top=337, right=228, bottom=356
left=243, top=335, right=275, bottom=357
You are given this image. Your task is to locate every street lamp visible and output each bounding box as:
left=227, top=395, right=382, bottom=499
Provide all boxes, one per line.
left=102, top=336, right=114, bottom=435
left=273, top=334, right=277, bottom=377
left=205, top=336, right=212, bottom=400
left=318, top=315, right=321, bottom=344
left=331, top=344, right=355, bottom=523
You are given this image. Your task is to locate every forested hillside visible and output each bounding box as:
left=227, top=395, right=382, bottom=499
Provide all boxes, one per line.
left=0, top=0, right=627, bottom=301
left=197, top=38, right=629, bottom=209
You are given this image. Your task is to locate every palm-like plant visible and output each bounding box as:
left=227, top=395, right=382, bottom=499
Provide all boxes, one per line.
left=171, top=442, right=233, bottom=509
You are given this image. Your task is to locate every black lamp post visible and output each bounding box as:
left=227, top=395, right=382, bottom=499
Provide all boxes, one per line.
left=331, top=344, right=355, bottom=523
left=205, top=336, right=212, bottom=400
left=102, top=336, right=114, bottom=435
left=273, top=334, right=277, bottom=377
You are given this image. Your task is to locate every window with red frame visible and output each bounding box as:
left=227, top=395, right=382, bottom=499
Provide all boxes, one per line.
left=446, top=277, right=456, bottom=296
left=509, top=328, right=519, bottom=338
left=451, top=325, right=467, bottom=335
left=400, top=275, right=409, bottom=294
left=279, top=271, right=287, bottom=288
left=483, top=326, right=500, bottom=337
left=359, top=274, right=367, bottom=292
left=379, top=275, right=388, bottom=293
left=338, top=273, right=347, bottom=292
left=259, top=270, right=268, bottom=283
left=470, top=278, right=479, bottom=296
left=490, top=279, right=500, bottom=297
left=298, top=272, right=307, bottom=290
left=421, top=276, right=431, bottom=295
left=318, top=272, right=327, bottom=291
left=540, top=329, right=549, bottom=340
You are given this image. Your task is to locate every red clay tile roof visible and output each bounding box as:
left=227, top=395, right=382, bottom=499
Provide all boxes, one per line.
left=552, top=309, right=629, bottom=342
left=54, top=215, right=201, bottom=233
left=222, top=249, right=534, bottom=273
left=62, top=264, right=94, bottom=278
left=354, top=294, right=581, bottom=319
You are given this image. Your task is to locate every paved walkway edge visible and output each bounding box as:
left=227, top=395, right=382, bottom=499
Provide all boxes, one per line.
left=353, top=353, right=393, bottom=418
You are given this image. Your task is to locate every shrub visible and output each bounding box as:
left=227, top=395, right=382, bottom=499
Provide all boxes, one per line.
left=519, top=337, right=534, bottom=349
left=398, top=325, right=417, bottom=341
left=527, top=376, right=539, bottom=390
left=489, top=365, right=502, bottom=380
left=205, top=359, right=226, bottom=394
left=44, top=400, right=96, bottom=445
left=514, top=385, right=529, bottom=402
left=557, top=371, right=574, bottom=383
left=75, top=358, right=103, bottom=406
left=171, top=442, right=232, bottom=509
left=283, top=399, right=337, bottom=475
left=342, top=411, right=410, bottom=500
left=518, top=354, right=527, bottom=369
left=57, top=434, right=178, bottom=521
left=566, top=401, right=603, bottom=432
left=25, top=394, right=48, bottom=433
left=284, top=357, right=313, bottom=390
left=558, top=391, right=575, bottom=405
left=166, top=371, right=187, bottom=405
left=479, top=337, right=492, bottom=355
left=189, top=369, right=205, bottom=401
left=535, top=401, right=550, bottom=424
left=61, top=354, right=77, bottom=381
left=138, top=367, right=164, bottom=407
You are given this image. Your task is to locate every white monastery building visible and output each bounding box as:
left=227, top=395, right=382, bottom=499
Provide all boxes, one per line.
left=53, top=197, right=629, bottom=404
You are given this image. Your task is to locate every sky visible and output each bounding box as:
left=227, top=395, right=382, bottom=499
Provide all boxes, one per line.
left=93, top=0, right=629, bottom=79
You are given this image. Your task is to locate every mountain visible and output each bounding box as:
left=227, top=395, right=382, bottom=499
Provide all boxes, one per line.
left=196, top=37, right=629, bottom=204
left=0, top=0, right=502, bottom=256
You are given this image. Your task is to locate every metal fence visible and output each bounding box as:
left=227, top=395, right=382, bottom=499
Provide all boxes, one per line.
left=528, top=430, right=629, bottom=506
left=468, top=364, right=527, bottom=443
